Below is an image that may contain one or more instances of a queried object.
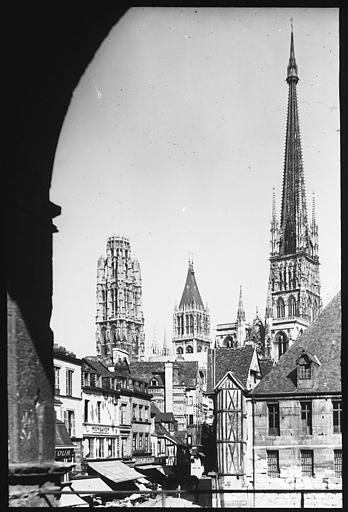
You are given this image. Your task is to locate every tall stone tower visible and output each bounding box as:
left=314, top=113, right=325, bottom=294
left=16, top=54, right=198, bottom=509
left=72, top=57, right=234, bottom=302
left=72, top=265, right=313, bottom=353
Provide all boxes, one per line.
left=173, top=260, right=210, bottom=355
left=265, top=27, right=321, bottom=361
left=95, top=236, right=145, bottom=362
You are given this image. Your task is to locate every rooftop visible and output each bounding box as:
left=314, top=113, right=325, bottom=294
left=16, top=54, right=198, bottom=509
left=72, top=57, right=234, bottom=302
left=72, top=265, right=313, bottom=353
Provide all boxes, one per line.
left=251, top=291, right=341, bottom=395
left=214, top=345, right=255, bottom=389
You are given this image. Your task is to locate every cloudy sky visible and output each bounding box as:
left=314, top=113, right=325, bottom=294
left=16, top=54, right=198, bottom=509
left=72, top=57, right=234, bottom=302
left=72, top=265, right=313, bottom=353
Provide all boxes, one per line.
left=51, top=7, right=340, bottom=358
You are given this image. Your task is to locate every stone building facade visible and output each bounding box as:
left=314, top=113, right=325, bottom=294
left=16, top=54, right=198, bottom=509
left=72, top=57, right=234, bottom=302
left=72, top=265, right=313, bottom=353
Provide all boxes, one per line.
left=172, top=260, right=211, bottom=355
left=264, top=29, right=321, bottom=361
left=250, top=291, right=341, bottom=506
left=53, top=345, right=83, bottom=471
left=96, top=236, right=145, bottom=362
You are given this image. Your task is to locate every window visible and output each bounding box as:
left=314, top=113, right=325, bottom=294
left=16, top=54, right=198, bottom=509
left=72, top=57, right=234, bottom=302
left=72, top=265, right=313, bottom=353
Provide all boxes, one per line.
left=54, top=366, right=60, bottom=393
left=86, top=438, right=94, bottom=459
left=188, top=414, right=194, bottom=425
left=186, top=345, right=193, bottom=353
left=97, top=401, right=101, bottom=423
left=288, top=295, right=297, bottom=316
left=144, top=434, right=149, bottom=452
left=267, top=450, right=280, bottom=478
left=333, top=401, right=342, bottom=433
left=276, top=297, right=285, bottom=318
left=121, top=437, right=127, bottom=457
left=145, top=406, right=149, bottom=421
left=268, top=402, right=280, bottom=436
left=197, top=345, right=202, bottom=352
left=133, top=404, right=137, bottom=421
left=300, top=402, right=312, bottom=435
left=187, top=396, right=193, bottom=406
left=176, top=347, right=183, bottom=355
left=65, top=410, right=75, bottom=437
left=334, top=450, right=342, bottom=478
left=120, top=403, right=127, bottom=424
left=151, top=378, right=158, bottom=387
left=276, top=332, right=288, bottom=358
left=96, top=438, right=104, bottom=458
left=108, top=438, right=115, bottom=458
left=84, top=399, right=89, bottom=423
left=66, top=369, right=73, bottom=396
left=132, top=434, right=137, bottom=451
left=300, top=450, right=314, bottom=477
left=299, top=362, right=311, bottom=379
left=139, top=405, right=143, bottom=421
left=139, top=433, right=143, bottom=449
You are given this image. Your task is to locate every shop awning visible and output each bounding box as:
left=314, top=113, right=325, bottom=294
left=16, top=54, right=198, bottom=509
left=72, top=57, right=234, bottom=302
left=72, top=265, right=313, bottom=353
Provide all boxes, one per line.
left=70, top=477, right=113, bottom=494
left=135, top=465, right=167, bottom=486
left=87, top=461, right=143, bottom=484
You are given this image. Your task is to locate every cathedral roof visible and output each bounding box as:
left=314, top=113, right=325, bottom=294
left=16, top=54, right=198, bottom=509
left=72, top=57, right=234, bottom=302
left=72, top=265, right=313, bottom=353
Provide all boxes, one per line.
left=251, top=291, right=341, bottom=395
left=179, top=261, right=204, bottom=309
left=213, top=345, right=255, bottom=389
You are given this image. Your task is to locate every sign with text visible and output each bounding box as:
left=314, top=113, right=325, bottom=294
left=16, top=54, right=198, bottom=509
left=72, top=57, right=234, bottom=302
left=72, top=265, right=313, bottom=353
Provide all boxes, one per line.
left=55, top=448, right=74, bottom=460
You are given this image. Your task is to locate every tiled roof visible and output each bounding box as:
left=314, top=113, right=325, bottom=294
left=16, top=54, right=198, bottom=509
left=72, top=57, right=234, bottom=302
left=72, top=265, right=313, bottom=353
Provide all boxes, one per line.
left=179, top=262, right=204, bottom=309
left=160, top=412, right=176, bottom=423
left=214, top=345, right=255, bottom=388
left=155, top=423, right=182, bottom=444
left=130, top=360, right=198, bottom=388
left=251, top=291, right=341, bottom=395
left=259, top=358, right=274, bottom=378
left=83, top=357, right=110, bottom=376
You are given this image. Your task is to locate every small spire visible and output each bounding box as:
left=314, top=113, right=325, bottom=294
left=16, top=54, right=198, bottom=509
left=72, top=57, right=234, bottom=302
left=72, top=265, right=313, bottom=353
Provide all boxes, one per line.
left=237, top=285, right=246, bottom=322
left=287, top=20, right=298, bottom=82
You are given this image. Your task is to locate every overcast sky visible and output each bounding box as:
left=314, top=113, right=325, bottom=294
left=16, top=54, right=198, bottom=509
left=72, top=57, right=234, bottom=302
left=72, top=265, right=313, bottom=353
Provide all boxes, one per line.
left=50, top=7, right=340, bottom=358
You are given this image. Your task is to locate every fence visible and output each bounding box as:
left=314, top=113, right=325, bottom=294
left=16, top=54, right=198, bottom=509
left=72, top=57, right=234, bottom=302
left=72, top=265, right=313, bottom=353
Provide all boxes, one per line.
left=39, top=486, right=342, bottom=508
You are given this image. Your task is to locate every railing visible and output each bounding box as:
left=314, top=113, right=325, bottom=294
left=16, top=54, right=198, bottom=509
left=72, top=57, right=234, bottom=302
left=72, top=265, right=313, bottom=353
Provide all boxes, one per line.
left=39, top=487, right=342, bottom=508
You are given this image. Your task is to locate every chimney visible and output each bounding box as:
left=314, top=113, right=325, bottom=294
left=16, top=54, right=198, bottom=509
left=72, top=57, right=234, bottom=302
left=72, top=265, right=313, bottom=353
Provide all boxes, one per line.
left=164, top=362, right=173, bottom=413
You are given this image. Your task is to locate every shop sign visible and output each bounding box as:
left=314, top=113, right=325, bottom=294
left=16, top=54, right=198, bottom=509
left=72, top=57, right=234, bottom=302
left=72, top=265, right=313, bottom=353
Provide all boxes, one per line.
left=55, top=448, right=74, bottom=460
left=91, top=426, right=110, bottom=434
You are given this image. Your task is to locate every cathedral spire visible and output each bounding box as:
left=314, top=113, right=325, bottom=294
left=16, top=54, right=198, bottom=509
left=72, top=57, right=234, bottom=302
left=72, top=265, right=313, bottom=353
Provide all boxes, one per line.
left=279, top=24, right=308, bottom=256
left=236, top=285, right=246, bottom=322
left=179, top=259, right=204, bottom=309
left=311, top=192, right=317, bottom=227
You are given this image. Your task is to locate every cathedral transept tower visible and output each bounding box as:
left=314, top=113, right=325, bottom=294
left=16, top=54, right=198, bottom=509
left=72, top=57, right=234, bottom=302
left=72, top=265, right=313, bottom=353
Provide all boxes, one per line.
left=266, top=27, right=321, bottom=361
left=173, top=260, right=211, bottom=355
left=95, top=236, right=145, bottom=362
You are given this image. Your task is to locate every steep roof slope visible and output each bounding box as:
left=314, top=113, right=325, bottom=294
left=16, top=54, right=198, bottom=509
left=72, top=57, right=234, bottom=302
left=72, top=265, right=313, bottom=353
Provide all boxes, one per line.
left=251, top=291, right=341, bottom=395
left=214, top=345, right=255, bottom=388
left=179, top=262, right=204, bottom=309
left=130, top=360, right=198, bottom=388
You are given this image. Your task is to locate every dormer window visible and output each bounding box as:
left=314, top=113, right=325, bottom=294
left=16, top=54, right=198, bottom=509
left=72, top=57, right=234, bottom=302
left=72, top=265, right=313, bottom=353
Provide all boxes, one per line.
left=151, top=378, right=158, bottom=387
left=299, top=361, right=311, bottom=380
left=296, top=349, right=320, bottom=389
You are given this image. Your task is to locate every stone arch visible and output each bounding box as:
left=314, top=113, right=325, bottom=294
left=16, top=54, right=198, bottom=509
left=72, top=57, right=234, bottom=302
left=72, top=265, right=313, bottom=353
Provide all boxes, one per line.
left=186, top=345, right=193, bottom=353
left=7, top=7, right=130, bottom=502
left=222, top=335, right=235, bottom=348
left=275, top=330, right=288, bottom=358
left=176, top=346, right=183, bottom=355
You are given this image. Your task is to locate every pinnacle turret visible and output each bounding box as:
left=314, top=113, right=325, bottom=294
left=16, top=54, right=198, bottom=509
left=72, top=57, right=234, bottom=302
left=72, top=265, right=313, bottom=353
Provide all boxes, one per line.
left=236, top=285, right=246, bottom=322
left=287, top=20, right=298, bottom=83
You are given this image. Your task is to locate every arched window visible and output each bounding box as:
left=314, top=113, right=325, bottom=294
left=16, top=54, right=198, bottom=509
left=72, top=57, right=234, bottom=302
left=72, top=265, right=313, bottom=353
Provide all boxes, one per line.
left=110, top=325, right=116, bottom=345
left=288, top=296, right=296, bottom=317
left=276, top=331, right=288, bottom=358
left=185, top=315, right=190, bottom=335
left=276, top=297, right=285, bottom=318
left=190, top=315, right=194, bottom=334
left=100, top=326, right=107, bottom=356
left=313, top=299, right=318, bottom=320
left=197, top=346, right=202, bottom=353
left=176, top=346, right=183, bottom=355
left=186, top=345, right=193, bottom=353
left=150, top=378, right=158, bottom=387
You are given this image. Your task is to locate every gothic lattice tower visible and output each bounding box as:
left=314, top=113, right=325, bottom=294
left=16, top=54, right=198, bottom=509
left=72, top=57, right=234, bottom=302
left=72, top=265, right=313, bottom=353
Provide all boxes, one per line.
left=95, top=236, right=145, bottom=361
